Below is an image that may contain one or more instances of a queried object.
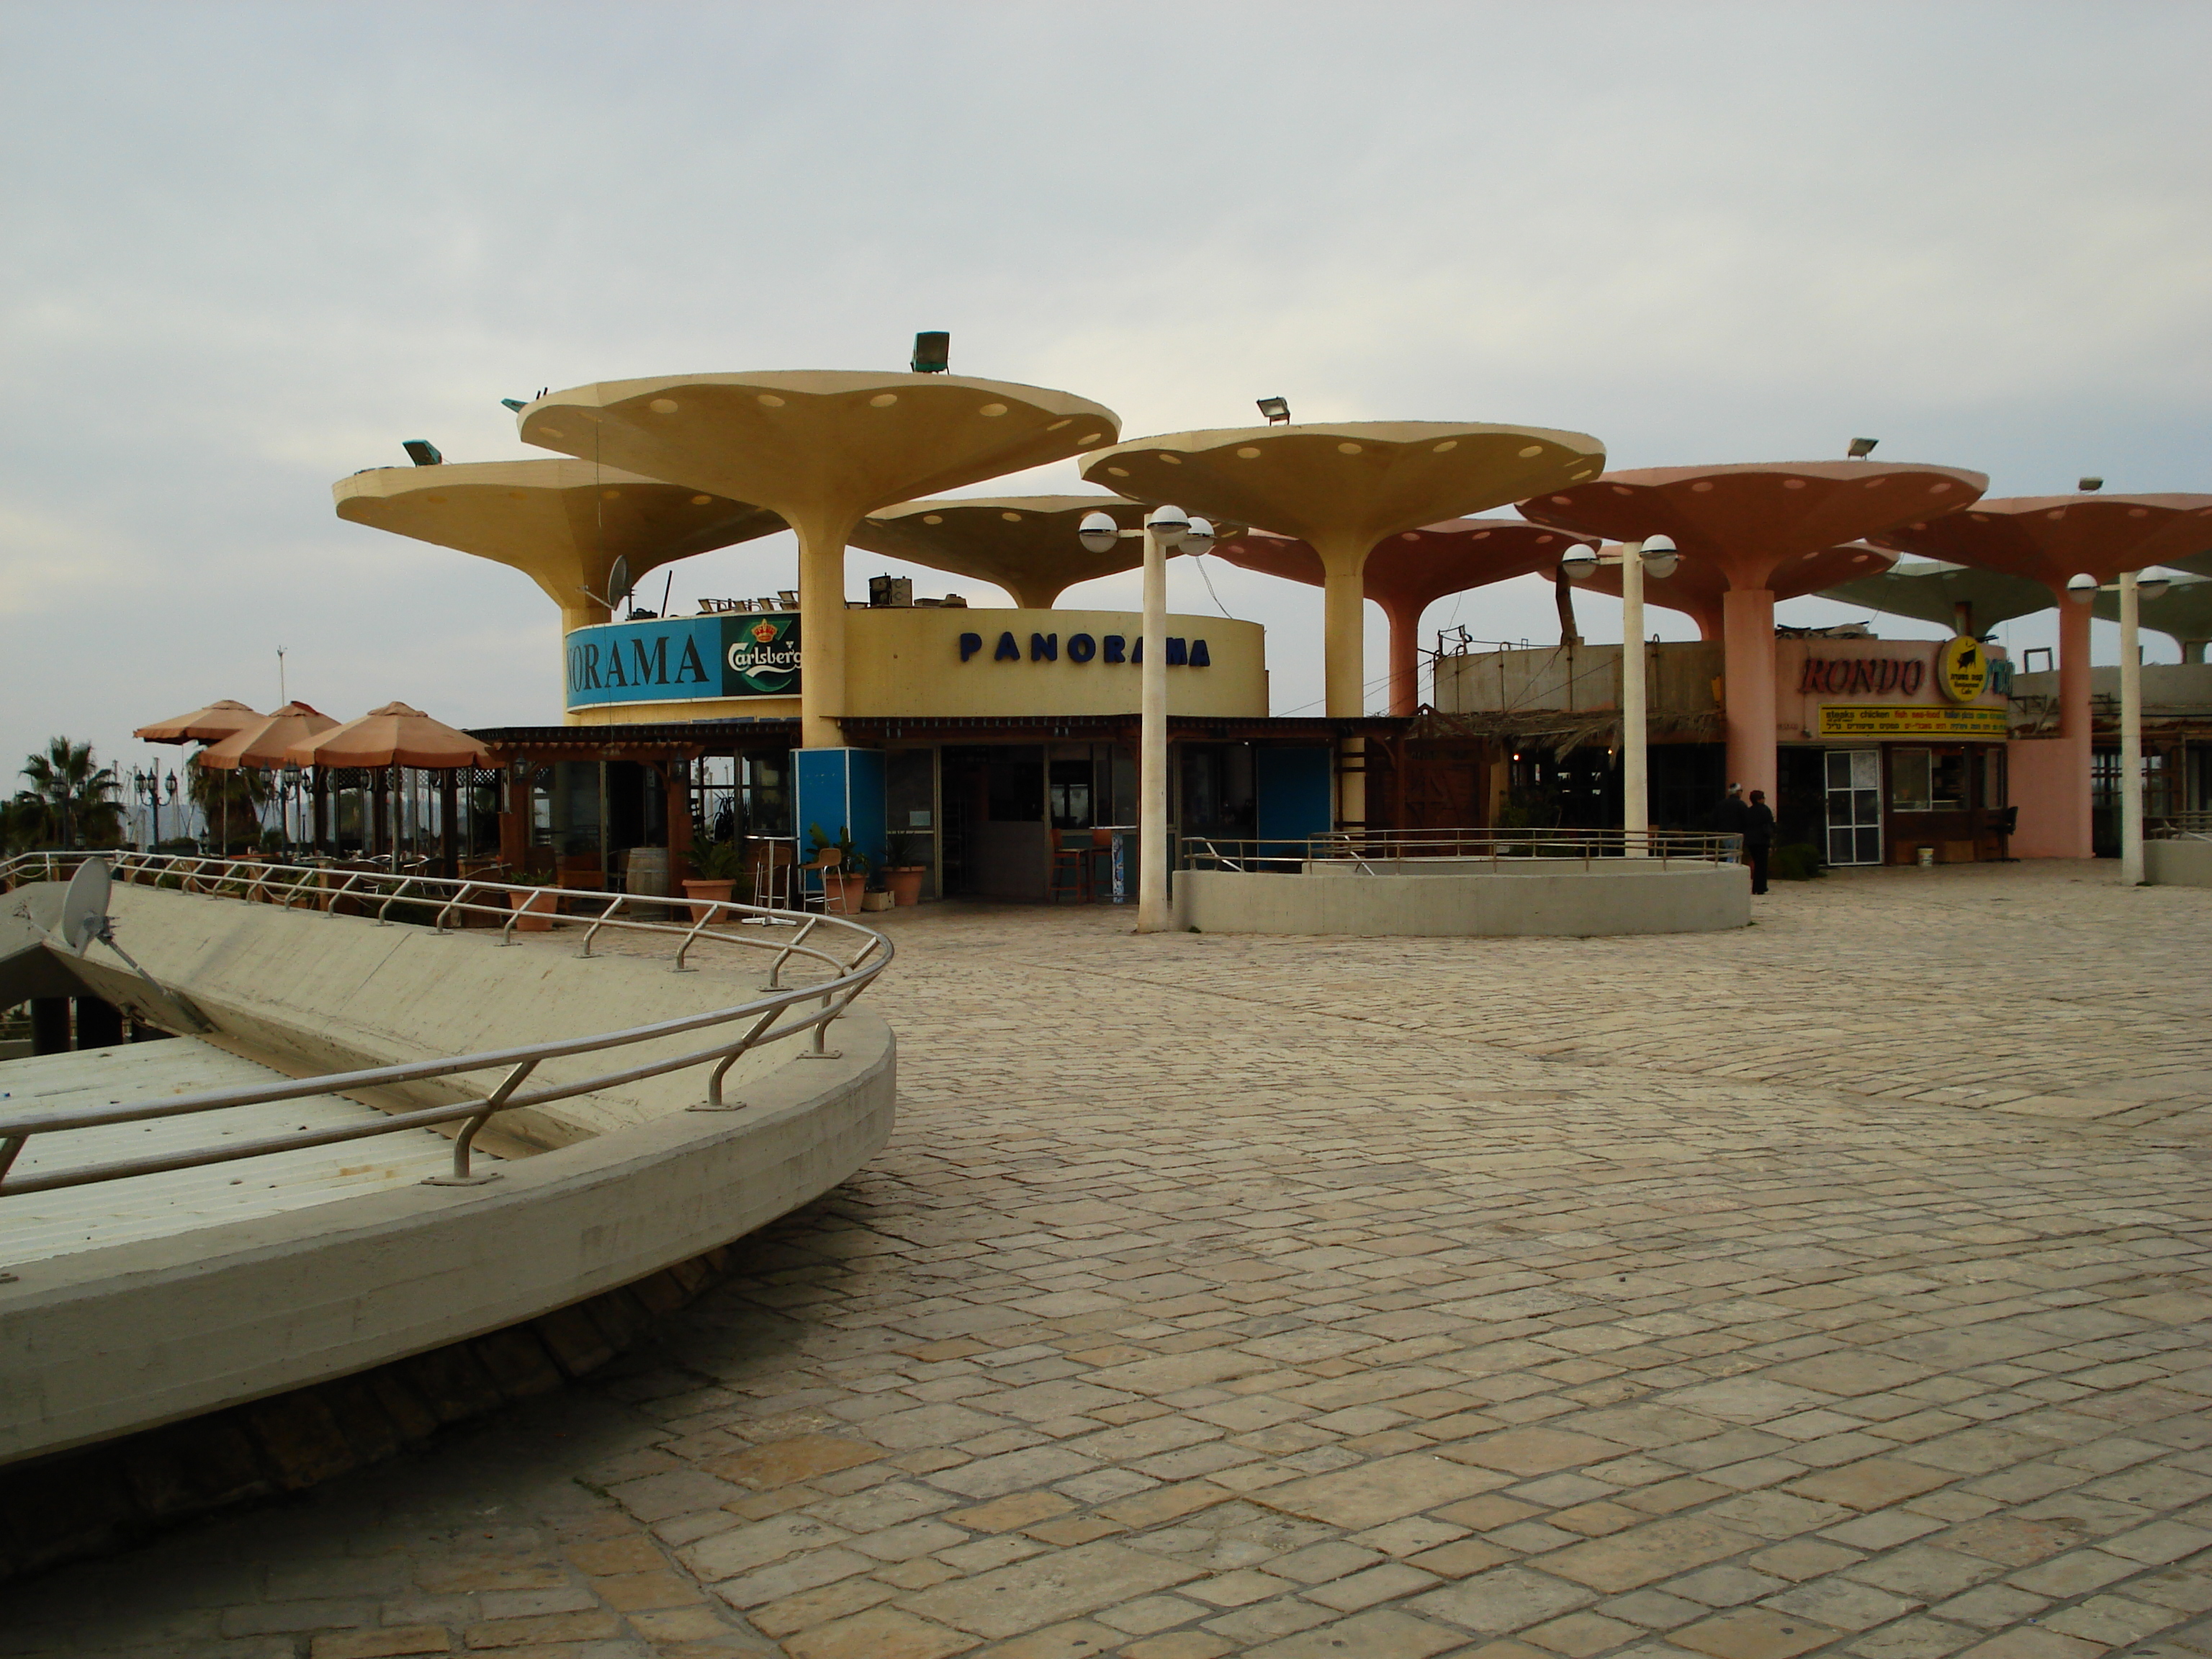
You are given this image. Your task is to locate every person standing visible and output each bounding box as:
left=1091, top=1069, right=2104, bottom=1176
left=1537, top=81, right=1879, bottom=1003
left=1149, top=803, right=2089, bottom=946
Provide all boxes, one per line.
left=1745, top=787, right=1775, bottom=895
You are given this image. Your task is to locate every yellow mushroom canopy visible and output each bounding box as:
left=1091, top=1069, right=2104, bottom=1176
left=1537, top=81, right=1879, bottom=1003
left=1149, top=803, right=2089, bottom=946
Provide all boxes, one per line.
left=854, top=495, right=1237, bottom=608
left=333, top=458, right=783, bottom=626
left=515, top=371, right=1120, bottom=529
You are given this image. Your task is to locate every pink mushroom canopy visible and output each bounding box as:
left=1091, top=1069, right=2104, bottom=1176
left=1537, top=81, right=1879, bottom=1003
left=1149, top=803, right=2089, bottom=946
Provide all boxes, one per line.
left=1519, top=462, right=1989, bottom=588
left=1866, top=493, right=2212, bottom=591
left=1213, top=518, right=1595, bottom=610
left=1580, top=542, right=1899, bottom=639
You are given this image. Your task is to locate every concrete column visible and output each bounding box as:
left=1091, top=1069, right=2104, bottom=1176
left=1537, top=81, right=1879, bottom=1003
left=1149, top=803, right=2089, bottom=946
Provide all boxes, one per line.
left=794, top=509, right=857, bottom=750
left=1382, top=598, right=1423, bottom=718
left=1316, top=535, right=1371, bottom=832
left=1139, top=523, right=1171, bottom=932
left=1621, top=541, right=1648, bottom=853
left=2119, top=572, right=2144, bottom=886
left=2057, top=595, right=2095, bottom=858
left=1720, top=588, right=1779, bottom=801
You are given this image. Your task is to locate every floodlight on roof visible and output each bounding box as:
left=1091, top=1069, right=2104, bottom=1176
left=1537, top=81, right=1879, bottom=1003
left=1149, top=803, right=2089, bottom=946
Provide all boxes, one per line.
left=2079, top=477, right=2104, bottom=493
left=402, top=440, right=444, bottom=467
left=500, top=398, right=527, bottom=413
left=1256, top=396, right=1291, bottom=425
left=2067, top=572, right=2099, bottom=604
left=912, top=331, right=950, bottom=374
left=1846, top=437, right=1878, bottom=459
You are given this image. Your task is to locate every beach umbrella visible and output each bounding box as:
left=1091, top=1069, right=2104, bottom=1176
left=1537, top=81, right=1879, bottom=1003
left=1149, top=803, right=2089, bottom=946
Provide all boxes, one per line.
left=133, top=698, right=261, bottom=744
left=282, top=702, right=490, bottom=770
left=196, top=702, right=340, bottom=770
left=284, top=703, right=490, bottom=871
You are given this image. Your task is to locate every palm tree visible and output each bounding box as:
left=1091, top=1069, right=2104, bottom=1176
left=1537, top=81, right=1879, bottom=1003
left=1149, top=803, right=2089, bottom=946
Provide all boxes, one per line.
left=17, top=737, right=125, bottom=848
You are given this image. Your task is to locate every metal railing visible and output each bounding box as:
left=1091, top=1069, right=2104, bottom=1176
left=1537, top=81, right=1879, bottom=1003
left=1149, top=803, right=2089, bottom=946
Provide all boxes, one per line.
left=1182, top=827, right=1743, bottom=874
left=2150, top=811, right=2212, bottom=841
left=0, top=850, right=891, bottom=1197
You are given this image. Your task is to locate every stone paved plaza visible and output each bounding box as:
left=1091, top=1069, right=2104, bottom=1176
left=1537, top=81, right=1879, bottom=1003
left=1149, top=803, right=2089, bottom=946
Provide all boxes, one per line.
left=6, top=861, right=2212, bottom=1659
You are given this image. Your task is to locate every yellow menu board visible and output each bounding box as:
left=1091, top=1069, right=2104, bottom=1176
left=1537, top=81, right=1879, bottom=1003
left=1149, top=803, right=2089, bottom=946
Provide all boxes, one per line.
left=1819, top=704, right=2010, bottom=738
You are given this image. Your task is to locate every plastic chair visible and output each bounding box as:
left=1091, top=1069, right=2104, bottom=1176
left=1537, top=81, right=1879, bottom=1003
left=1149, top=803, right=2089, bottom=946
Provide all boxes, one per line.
left=801, top=845, right=845, bottom=914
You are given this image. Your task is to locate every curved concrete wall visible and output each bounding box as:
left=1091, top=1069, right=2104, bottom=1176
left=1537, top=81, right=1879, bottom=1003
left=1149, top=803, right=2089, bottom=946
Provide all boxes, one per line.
left=1173, top=863, right=1749, bottom=937
left=0, top=888, right=896, bottom=1465
left=2146, top=840, right=2212, bottom=888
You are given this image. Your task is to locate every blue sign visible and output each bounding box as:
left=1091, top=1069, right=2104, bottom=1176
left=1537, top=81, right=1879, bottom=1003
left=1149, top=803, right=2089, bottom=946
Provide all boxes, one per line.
left=566, top=614, right=801, bottom=708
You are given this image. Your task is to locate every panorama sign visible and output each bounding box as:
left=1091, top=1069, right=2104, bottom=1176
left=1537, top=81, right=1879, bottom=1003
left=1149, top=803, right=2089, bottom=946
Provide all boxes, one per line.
left=565, top=613, right=801, bottom=708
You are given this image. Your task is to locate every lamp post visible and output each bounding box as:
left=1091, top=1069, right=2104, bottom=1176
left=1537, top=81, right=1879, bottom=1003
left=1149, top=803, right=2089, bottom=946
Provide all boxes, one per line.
left=1079, top=505, right=1213, bottom=932
left=2072, top=568, right=2169, bottom=886
left=282, top=762, right=302, bottom=857
left=1560, top=535, right=1679, bottom=852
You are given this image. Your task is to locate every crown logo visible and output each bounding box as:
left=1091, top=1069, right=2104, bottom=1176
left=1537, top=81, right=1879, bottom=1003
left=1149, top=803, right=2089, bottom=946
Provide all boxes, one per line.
left=750, top=620, right=778, bottom=644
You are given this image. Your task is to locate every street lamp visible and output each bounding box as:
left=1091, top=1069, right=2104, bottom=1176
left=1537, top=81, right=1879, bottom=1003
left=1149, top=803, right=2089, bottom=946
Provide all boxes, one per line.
left=1563, top=534, right=1680, bottom=853
left=2069, top=568, right=2170, bottom=886
left=1077, top=504, right=1210, bottom=931
left=282, top=761, right=302, bottom=856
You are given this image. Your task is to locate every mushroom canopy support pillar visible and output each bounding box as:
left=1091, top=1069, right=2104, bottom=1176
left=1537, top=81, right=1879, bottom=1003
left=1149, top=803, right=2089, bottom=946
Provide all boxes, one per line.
left=2056, top=595, right=2095, bottom=858
left=1720, top=589, right=1779, bottom=799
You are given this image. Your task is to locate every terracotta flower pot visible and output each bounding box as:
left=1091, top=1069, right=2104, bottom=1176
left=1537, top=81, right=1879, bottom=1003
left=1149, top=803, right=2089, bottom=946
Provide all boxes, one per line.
left=888, top=866, right=925, bottom=907
left=682, top=877, right=736, bottom=923
left=825, top=873, right=867, bottom=914
left=508, top=888, right=557, bottom=932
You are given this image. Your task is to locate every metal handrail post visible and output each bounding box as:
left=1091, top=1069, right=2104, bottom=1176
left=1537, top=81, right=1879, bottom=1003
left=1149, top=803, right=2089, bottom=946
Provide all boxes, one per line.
left=698, top=1007, right=781, bottom=1109
left=580, top=891, right=625, bottom=958
left=425, top=1057, right=540, bottom=1186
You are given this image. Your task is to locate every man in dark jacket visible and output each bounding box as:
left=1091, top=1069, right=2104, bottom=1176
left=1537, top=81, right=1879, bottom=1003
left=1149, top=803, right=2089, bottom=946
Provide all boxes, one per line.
left=1744, top=788, right=1776, bottom=894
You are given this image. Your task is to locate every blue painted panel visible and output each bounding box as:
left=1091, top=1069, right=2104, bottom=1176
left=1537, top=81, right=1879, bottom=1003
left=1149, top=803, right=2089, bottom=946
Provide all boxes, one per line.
left=1256, top=747, right=1333, bottom=864
left=795, top=749, right=888, bottom=891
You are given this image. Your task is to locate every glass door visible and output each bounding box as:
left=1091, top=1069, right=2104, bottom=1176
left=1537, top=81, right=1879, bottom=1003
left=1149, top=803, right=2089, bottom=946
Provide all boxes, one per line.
left=1825, top=750, right=1882, bottom=866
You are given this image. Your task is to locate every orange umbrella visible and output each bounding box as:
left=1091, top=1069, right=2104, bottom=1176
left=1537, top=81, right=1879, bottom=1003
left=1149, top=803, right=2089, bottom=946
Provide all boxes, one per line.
left=283, top=701, right=490, bottom=770
left=134, top=698, right=262, bottom=744
left=197, top=702, right=341, bottom=770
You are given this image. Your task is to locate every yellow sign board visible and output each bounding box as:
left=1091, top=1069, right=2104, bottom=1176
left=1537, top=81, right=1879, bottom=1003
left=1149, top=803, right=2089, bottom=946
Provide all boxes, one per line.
left=1936, top=634, right=1990, bottom=703
left=1819, top=703, right=2009, bottom=738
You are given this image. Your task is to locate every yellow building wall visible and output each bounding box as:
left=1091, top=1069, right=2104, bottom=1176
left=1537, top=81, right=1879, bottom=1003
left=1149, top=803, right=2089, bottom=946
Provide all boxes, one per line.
left=563, top=608, right=1267, bottom=725
left=843, top=608, right=1266, bottom=719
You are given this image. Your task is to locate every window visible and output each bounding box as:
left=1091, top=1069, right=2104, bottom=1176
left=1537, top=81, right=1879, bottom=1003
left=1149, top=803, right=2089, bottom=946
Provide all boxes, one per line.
left=1930, top=749, right=1968, bottom=810
left=1890, top=748, right=1932, bottom=812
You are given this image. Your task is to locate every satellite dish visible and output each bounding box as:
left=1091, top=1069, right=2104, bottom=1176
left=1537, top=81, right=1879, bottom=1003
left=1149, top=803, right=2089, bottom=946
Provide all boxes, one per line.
left=575, top=554, right=637, bottom=615
left=58, top=856, right=113, bottom=956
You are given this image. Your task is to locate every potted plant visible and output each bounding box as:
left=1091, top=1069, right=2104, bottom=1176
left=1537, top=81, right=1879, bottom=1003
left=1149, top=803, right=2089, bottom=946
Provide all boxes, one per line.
left=683, top=837, right=745, bottom=922
left=808, top=822, right=868, bottom=914
left=505, top=868, right=560, bottom=931
left=886, top=860, right=925, bottom=907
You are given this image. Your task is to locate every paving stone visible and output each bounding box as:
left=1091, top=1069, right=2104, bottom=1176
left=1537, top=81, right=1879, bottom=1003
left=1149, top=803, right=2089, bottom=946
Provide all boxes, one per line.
left=1411, top=1565, right=1600, bottom=1634
left=14, top=873, right=2212, bottom=1659
left=1672, top=1607, right=1842, bottom=1659
left=900, top=1539, right=1203, bottom=1640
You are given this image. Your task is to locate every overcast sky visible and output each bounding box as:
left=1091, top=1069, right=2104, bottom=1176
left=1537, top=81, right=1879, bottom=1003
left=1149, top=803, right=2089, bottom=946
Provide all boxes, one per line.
left=4, top=1, right=2208, bottom=792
